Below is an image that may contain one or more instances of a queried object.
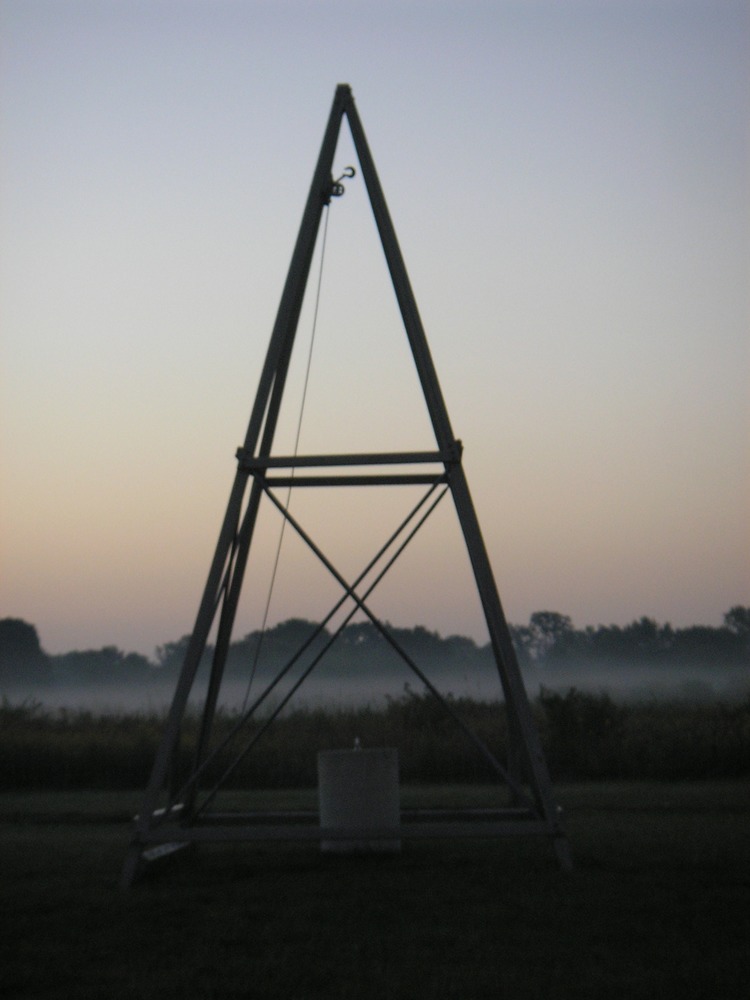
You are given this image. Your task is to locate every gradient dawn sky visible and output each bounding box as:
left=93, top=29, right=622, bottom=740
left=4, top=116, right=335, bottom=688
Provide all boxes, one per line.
left=1, top=0, right=748, bottom=658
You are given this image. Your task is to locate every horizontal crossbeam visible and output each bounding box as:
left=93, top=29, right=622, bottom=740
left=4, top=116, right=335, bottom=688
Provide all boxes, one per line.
left=236, top=447, right=460, bottom=470
left=260, top=473, right=448, bottom=487
left=138, top=811, right=554, bottom=845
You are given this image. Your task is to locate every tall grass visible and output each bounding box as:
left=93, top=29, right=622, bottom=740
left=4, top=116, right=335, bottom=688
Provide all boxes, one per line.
left=2, top=689, right=749, bottom=791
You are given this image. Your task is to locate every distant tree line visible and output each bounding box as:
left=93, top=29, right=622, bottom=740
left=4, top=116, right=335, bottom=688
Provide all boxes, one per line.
left=510, top=606, right=750, bottom=669
left=1, top=607, right=748, bottom=693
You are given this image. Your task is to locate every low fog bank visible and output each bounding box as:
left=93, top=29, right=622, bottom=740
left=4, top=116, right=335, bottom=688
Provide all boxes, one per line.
left=2, top=612, right=748, bottom=716
left=522, top=661, right=749, bottom=704
left=3, top=660, right=748, bottom=717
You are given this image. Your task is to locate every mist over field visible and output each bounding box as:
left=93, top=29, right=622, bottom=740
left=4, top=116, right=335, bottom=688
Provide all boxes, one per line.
left=2, top=611, right=748, bottom=716
left=11, top=667, right=749, bottom=718
left=3, top=613, right=749, bottom=792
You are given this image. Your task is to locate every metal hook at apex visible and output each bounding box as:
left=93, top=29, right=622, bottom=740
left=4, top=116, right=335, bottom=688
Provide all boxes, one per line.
left=327, top=165, right=357, bottom=200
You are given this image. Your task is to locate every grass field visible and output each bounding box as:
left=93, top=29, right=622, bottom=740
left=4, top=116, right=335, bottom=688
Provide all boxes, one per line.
left=4, top=692, right=749, bottom=790
left=2, top=781, right=749, bottom=999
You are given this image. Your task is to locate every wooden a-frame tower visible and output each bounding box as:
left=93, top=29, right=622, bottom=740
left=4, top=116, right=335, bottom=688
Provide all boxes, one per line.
left=122, top=85, right=570, bottom=887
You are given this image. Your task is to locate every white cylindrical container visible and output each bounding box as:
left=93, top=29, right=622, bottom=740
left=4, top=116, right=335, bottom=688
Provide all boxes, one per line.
left=317, top=746, right=401, bottom=853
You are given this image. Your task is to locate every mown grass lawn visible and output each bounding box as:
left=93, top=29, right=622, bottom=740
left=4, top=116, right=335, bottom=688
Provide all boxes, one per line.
left=1, top=782, right=749, bottom=999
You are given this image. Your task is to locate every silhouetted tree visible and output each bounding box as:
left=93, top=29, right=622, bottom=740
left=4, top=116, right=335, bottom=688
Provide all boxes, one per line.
left=509, top=625, right=534, bottom=667
left=53, top=646, right=152, bottom=686
left=0, top=618, right=51, bottom=687
left=529, top=611, right=575, bottom=661
left=725, top=606, right=750, bottom=637
left=669, top=625, right=739, bottom=665
left=155, top=636, right=196, bottom=674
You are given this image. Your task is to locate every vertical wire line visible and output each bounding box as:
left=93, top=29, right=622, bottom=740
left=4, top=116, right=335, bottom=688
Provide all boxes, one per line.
left=240, top=203, right=332, bottom=712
